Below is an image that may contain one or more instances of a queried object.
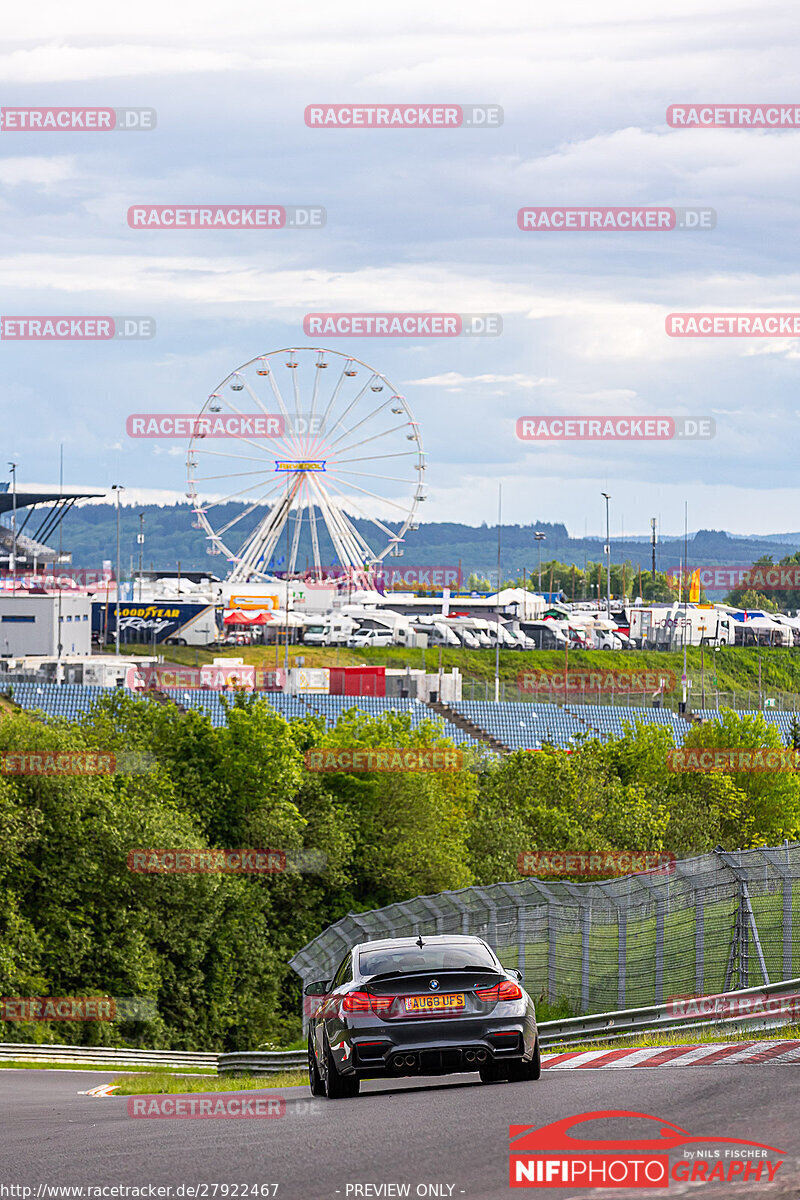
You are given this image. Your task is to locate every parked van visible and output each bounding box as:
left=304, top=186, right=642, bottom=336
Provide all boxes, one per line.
left=347, top=627, right=394, bottom=649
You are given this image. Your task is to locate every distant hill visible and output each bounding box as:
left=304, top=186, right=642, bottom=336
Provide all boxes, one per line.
left=16, top=505, right=800, bottom=582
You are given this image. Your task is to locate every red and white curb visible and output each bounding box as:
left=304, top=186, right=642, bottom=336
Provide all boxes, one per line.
left=542, top=1040, right=800, bottom=1068
left=78, top=1082, right=120, bottom=1096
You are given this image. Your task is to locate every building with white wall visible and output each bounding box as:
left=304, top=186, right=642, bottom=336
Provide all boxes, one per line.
left=0, top=594, right=92, bottom=658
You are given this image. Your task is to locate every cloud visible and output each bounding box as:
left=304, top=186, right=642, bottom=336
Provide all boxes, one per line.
left=0, top=44, right=259, bottom=83
left=0, top=156, right=77, bottom=187
left=407, top=371, right=554, bottom=388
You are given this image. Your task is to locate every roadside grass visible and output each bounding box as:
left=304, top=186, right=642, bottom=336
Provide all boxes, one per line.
left=112, top=1070, right=306, bottom=1095
left=543, top=1022, right=800, bottom=1055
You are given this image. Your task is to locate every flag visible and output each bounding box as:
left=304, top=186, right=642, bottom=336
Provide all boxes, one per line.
left=689, top=568, right=701, bottom=602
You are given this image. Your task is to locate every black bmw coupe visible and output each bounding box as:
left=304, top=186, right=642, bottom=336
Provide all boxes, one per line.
left=305, top=934, right=540, bottom=1098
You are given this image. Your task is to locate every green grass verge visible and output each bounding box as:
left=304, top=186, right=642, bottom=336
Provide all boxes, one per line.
left=112, top=1070, right=306, bottom=1095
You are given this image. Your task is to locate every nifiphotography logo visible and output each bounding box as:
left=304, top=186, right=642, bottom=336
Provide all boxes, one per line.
left=509, top=1110, right=784, bottom=1188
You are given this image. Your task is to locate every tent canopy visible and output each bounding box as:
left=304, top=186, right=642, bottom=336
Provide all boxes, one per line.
left=223, top=609, right=273, bottom=626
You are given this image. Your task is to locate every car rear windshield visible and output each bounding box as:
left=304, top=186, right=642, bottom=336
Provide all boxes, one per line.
left=359, top=943, right=498, bottom=976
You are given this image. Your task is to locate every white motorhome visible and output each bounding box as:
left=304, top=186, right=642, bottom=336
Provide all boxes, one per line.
left=303, top=614, right=356, bottom=646
left=588, top=620, right=625, bottom=650
left=412, top=618, right=461, bottom=648
left=339, top=605, right=416, bottom=647
left=449, top=624, right=481, bottom=649
left=458, top=618, right=493, bottom=647
left=482, top=621, right=520, bottom=649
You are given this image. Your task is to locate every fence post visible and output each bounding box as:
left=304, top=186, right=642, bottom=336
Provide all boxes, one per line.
left=784, top=843, right=794, bottom=979
left=470, top=887, right=498, bottom=949
left=617, top=904, right=627, bottom=1008
left=655, top=898, right=665, bottom=1004
left=545, top=898, right=556, bottom=1003
left=443, top=891, right=472, bottom=936
left=495, top=882, right=527, bottom=983
left=739, top=880, right=750, bottom=989
left=581, top=903, right=591, bottom=1012
left=715, top=847, right=770, bottom=988
left=695, top=896, right=704, bottom=997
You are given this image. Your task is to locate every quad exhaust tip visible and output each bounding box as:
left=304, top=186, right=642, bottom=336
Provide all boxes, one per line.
left=475, top=1049, right=488, bottom=1063
left=464, top=1050, right=476, bottom=1063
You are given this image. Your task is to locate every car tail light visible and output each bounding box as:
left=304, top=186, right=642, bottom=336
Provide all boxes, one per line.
left=341, top=991, right=395, bottom=1016
left=475, top=980, right=523, bottom=1002
left=341, top=991, right=371, bottom=1014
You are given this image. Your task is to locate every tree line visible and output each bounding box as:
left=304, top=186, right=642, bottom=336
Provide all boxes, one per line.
left=1, top=693, right=798, bottom=1049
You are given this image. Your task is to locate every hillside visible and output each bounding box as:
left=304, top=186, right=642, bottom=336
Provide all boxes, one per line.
left=21, top=503, right=800, bottom=583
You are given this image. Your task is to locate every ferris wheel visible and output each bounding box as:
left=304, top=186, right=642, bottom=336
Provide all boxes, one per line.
left=186, top=347, right=427, bottom=584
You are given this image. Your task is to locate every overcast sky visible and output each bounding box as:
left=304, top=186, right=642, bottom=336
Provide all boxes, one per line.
left=3, top=0, right=800, bottom=542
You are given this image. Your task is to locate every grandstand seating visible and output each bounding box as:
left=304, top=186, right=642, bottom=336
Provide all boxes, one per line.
left=1, top=682, right=114, bottom=720
left=694, top=709, right=800, bottom=746
left=565, top=703, right=690, bottom=746
left=5, top=681, right=792, bottom=752
left=448, top=700, right=691, bottom=750
left=157, top=689, right=482, bottom=747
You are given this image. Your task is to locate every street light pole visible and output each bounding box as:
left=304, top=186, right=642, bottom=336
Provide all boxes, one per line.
left=534, top=531, right=546, bottom=593
left=112, top=485, right=124, bottom=655
left=8, top=462, right=17, bottom=574
left=137, top=513, right=144, bottom=601
left=494, top=484, right=502, bottom=702
left=601, top=493, right=611, bottom=616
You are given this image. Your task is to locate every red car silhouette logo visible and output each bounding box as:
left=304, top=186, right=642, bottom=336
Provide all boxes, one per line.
left=509, top=1110, right=784, bottom=1189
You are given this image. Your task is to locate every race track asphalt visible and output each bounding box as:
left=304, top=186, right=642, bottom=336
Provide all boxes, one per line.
left=0, top=1066, right=797, bottom=1199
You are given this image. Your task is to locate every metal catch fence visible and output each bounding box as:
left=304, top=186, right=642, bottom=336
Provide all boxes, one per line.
left=290, top=842, right=800, bottom=1020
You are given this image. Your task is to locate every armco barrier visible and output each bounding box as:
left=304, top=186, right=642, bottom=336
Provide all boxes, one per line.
left=537, top=975, right=800, bottom=1049
left=0, top=1043, right=218, bottom=1070
left=2, top=978, right=800, bottom=1077
left=217, top=1050, right=306, bottom=1075
left=0, top=1042, right=304, bottom=1075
